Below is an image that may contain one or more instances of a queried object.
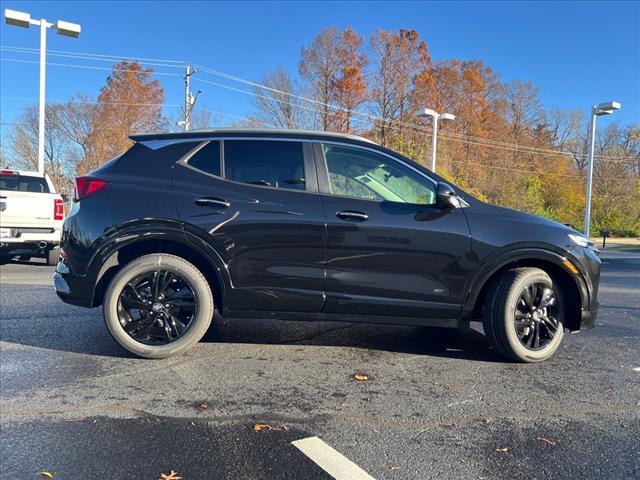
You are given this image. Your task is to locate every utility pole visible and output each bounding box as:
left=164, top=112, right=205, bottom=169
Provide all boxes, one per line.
left=183, top=64, right=199, bottom=131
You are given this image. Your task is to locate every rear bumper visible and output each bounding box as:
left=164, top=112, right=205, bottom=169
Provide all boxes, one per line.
left=53, top=261, right=94, bottom=308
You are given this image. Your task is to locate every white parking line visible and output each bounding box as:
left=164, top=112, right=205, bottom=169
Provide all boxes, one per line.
left=292, top=436, right=376, bottom=480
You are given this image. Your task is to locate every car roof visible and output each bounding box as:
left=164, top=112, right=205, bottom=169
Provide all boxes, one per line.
left=129, top=127, right=377, bottom=145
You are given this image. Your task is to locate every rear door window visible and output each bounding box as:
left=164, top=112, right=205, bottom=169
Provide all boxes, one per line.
left=0, top=174, right=50, bottom=193
left=224, top=140, right=306, bottom=191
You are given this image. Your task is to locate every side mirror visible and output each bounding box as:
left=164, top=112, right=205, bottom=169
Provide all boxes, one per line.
left=436, top=182, right=461, bottom=209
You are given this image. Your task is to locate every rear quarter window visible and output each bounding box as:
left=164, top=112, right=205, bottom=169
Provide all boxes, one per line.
left=0, top=174, right=50, bottom=193
left=186, top=141, right=221, bottom=177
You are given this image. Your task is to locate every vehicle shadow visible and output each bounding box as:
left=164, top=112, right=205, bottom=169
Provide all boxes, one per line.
left=201, top=314, right=505, bottom=363
left=0, top=306, right=502, bottom=362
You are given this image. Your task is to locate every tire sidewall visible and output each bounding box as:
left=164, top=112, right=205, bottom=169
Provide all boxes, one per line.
left=503, top=270, right=564, bottom=362
left=103, top=254, right=213, bottom=359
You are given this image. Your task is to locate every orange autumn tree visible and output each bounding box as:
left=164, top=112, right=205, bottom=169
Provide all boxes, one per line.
left=332, top=28, right=368, bottom=133
left=77, top=60, right=164, bottom=175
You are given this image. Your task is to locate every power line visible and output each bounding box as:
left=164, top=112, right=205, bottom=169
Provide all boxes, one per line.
left=0, top=45, right=184, bottom=67
left=0, top=57, right=181, bottom=77
left=1, top=46, right=636, bottom=163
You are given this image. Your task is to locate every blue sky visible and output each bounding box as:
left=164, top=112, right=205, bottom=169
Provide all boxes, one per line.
left=1, top=0, right=638, bottom=131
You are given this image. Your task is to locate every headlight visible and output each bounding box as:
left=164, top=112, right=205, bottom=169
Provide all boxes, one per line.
left=568, top=233, right=594, bottom=248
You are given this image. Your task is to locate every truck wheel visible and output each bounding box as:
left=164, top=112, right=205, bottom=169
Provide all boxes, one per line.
left=46, top=247, right=60, bottom=266
left=483, top=268, right=564, bottom=363
left=103, top=253, right=214, bottom=359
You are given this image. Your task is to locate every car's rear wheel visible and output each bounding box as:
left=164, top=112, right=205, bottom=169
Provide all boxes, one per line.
left=103, top=253, right=214, bottom=359
left=483, top=267, right=564, bottom=362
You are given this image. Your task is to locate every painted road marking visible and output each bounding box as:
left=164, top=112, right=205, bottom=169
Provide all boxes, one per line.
left=292, top=436, right=376, bottom=480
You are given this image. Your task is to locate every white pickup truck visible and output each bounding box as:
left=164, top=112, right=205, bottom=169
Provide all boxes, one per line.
left=0, top=170, right=64, bottom=265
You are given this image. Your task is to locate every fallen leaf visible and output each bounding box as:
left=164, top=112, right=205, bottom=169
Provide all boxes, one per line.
left=604, top=388, right=613, bottom=395
left=536, top=436, right=558, bottom=446
left=39, top=472, right=54, bottom=479
left=495, top=447, right=508, bottom=453
left=253, top=423, right=285, bottom=432
left=442, top=384, right=453, bottom=391
left=372, top=427, right=380, bottom=433
left=354, top=373, right=369, bottom=381
left=199, top=402, right=208, bottom=409
left=159, top=471, right=182, bottom=480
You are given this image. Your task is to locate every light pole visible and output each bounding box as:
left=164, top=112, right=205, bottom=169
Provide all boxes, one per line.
left=583, top=101, right=621, bottom=237
left=4, top=9, right=81, bottom=175
left=417, top=108, right=455, bottom=172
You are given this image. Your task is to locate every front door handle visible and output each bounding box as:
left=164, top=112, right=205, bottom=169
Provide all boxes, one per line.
left=336, top=210, right=369, bottom=221
left=194, top=197, right=230, bottom=208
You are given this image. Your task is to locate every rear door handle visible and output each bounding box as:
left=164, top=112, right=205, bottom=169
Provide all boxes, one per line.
left=194, top=197, right=230, bottom=208
left=336, top=210, right=369, bottom=221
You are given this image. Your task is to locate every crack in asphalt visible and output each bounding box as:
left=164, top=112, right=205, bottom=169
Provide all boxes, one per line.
left=2, top=402, right=639, bottom=432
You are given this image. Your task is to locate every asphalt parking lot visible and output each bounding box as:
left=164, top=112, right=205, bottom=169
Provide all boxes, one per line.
left=1, top=250, right=639, bottom=480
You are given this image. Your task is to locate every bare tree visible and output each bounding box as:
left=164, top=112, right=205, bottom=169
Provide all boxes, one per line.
left=251, top=67, right=310, bottom=129
left=6, top=104, right=71, bottom=193
left=300, top=28, right=342, bottom=131
left=369, top=29, right=431, bottom=146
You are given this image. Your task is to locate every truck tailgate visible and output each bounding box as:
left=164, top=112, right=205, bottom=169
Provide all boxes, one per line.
left=0, top=190, right=58, bottom=228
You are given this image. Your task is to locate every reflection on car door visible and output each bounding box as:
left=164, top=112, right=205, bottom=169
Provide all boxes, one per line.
left=315, top=142, right=472, bottom=321
left=173, top=138, right=327, bottom=313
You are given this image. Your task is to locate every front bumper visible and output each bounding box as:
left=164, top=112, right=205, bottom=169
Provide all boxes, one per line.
left=567, top=245, right=601, bottom=332
left=578, top=304, right=599, bottom=331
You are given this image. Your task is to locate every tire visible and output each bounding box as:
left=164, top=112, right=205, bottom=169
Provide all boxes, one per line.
left=103, top=253, right=214, bottom=359
left=483, top=267, right=564, bottom=363
left=46, top=247, right=60, bottom=266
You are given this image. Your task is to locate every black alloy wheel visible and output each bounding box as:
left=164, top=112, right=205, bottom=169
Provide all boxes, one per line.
left=514, top=282, right=560, bottom=351
left=117, top=269, right=197, bottom=345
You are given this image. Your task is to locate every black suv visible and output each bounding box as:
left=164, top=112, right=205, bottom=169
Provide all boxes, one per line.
left=54, top=129, right=600, bottom=362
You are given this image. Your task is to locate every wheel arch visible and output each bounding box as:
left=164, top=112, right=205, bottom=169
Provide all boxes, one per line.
left=89, top=226, right=229, bottom=312
left=465, top=250, right=588, bottom=331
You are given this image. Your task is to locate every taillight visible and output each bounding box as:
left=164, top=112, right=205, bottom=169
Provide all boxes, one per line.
left=74, top=176, right=109, bottom=201
left=54, top=198, right=64, bottom=220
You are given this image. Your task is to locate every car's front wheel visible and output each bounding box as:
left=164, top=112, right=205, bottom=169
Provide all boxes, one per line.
left=483, top=267, right=564, bottom=362
left=103, top=253, right=214, bottom=359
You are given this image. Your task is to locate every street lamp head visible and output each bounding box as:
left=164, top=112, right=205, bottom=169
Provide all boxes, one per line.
left=594, top=101, right=621, bottom=116
left=56, top=20, right=81, bottom=38
left=417, top=108, right=437, bottom=118
left=596, top=101, right=621, bottom=111
left=5, top=9, right=31, bottom=28
left=440, top=113, right=456, bottom=121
